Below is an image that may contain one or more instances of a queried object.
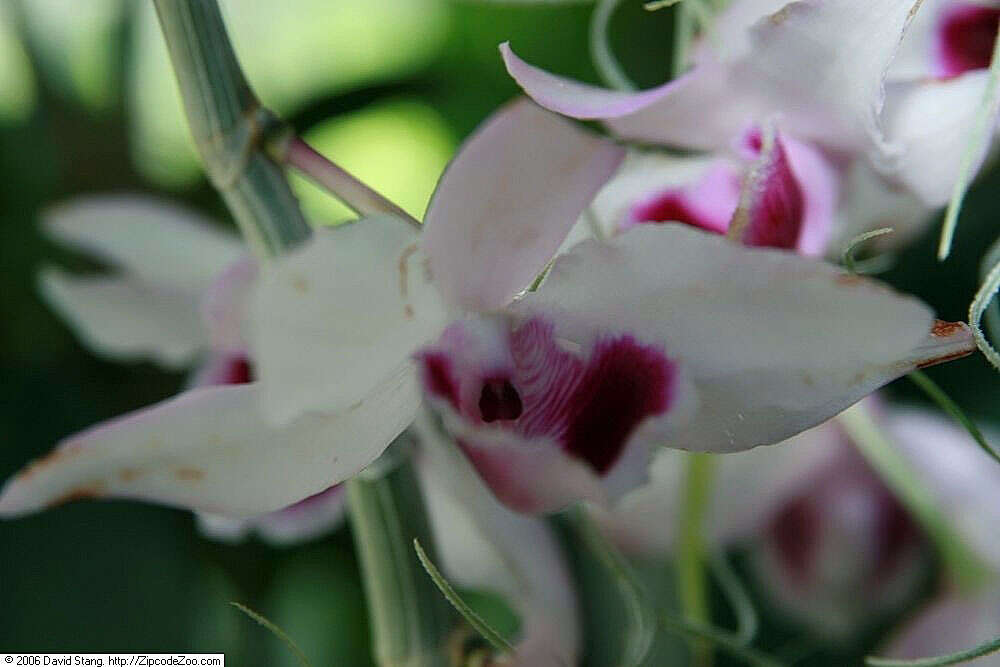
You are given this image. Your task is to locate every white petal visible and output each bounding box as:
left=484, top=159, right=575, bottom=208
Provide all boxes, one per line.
left=883, top=70, right=995, bottom=205
left=416, top=411, right=579, bottom=665
left=518, top=224, right=973, bottom=453
left=726, top=0, right=921, bottom=160
left=252, top=215, right=448, bottom=424
left=0, top=373, right=418, bottom=518
left=201, top=257, right=257, bottom=354
left=421, top=98, right=624, bottom=312
left=43, top=195, right=243, bottom=293
left=884, top=588, right=1000, bottom=663
left=831, top=160, right=932, bottom=256
left=604, top=420, right=843, bottom=556
left=195, top=484, right=346, bottom=546
left=39, top=266, right=206, bottom=368
left=887, top=408, right=1000, bottom=570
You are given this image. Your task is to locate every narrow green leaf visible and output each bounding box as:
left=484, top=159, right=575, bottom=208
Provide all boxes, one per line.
left=570, top=506, right=657, bottom=667
left=413, top=538, right=514, bottom=654
left=660, top=613, right=785, bottom=667
left=866, top=634, right=1000, bottom=666
left=710, top=552, right=759, bottom=646
left=908, top=370, right=1000, bottom=465
left=842, top=227, right=894, bottom=275
left=970, top=247, right=1000, bottom=371
left=230, top=601, right=312, bottom=667
left=938, top=31, right=1000, bottom=260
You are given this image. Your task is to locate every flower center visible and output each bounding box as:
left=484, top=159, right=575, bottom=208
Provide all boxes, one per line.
left=479, top=378, right=523, bottom=422
left=937, top=3, right=1000, bottom=78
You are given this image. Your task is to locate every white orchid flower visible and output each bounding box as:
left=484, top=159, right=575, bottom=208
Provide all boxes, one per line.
left=606, top=399, right=1000, bottom=639
left=35, top=195, right=347, bottom=545
left=884, top=0, right=1000, bottom=205
left=0, top=99, right=972, bottom=522
left=501, top=0, right=920, bottom=163
left=0, top=100, right=623, bottom=520
left=417, top=411, right=579, bottom=667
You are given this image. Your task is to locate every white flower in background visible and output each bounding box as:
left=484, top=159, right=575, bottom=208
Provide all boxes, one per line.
left=501, top=0, right=998, bottom=246
left=601, top=399, right=1000, bottom=638
left=0, top=100, right=973, bottom=524
left=36, top=195, right=346, bottom=546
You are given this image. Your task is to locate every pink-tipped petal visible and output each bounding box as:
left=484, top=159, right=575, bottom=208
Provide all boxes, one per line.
left=517, top=224, right=972, bottom=453
left=252, top=216, right=448, bottom=424
left=422, top=98, right=624, bottom=312
left=500, top=42, right=682, bottom=119
left=884, top=589, right=1000, bottom=662
left=0, top=371, right=418, bottom=518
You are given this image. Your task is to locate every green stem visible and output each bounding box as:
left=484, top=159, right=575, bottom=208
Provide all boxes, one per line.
left=347, top=438, right=455, bottom=667
left=677, top=452, right=717, bottom=667
left=153, top=3, right=453, bottom=663
left=153, top=0, right=310, bottom=257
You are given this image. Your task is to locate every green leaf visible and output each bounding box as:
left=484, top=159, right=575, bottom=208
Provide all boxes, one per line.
left=230, top=601, right=312, bottom=667
left=938, top=30, right=1000, bottom=260
left=413, top=538, right=514, bottom=654
left=865, top=634, right=1000, bottom=666
left=907, top=369, right=1000, bottom=465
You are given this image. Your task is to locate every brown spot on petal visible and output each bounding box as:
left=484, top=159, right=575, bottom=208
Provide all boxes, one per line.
left=292, top=276, right=309, bottom=293
left=917, top=349, right=973, bottom=369
left=118, top=468, right=143, bottom=483
left=835, top=273, right=866, bottom=287
left=175, top=467, right=205, bottom=481
left=932, top=319, right=966, bottom=337
left=770, top=6, right=791, bottom=24
left=404, top=304, right=415, bottom=320
left=46, top=481, right=107, bottom=509
left=398, top=243, right=419, bottom=298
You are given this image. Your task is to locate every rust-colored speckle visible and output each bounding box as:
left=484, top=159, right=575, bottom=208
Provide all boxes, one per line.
left=175, top=467, right=205, bottom=481
left=118, top=468, right=143, bottom=483
left=404, top=304, right=415, bottom=320
left=292, top=276, right=309, bottom=293
left=931, top=320, right=966, bottom=338
left=46, top=482, right=107, bottom=509
left=835, top=273, right=866, bottom=287
left=398, top=243, right=419, bottom=298
left=770, top=6, right=791, bottom=24
left=917, top=349, right=973, bottom=369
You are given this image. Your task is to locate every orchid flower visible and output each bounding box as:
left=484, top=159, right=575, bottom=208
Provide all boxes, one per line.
left=35, top=195, right=347, bottom=545
left=884, top=0, right=1000, bottom=205
left=602, top=399, right=1000, bottom=638
left=0, top=100, right=623, bottom=520
left=0, top=99, right=973, bottom=523
left=501, top=0, right=919, bottom=162
left=417, top=411, right=579, bottom=666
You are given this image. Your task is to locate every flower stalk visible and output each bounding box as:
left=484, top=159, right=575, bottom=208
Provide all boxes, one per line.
left=153, top=2, right=453, bottom=662
left=677, top=452, right=717, bottom=667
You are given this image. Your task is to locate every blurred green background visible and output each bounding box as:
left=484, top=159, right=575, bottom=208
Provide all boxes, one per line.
left=0, top=1, right=996, bottom=664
